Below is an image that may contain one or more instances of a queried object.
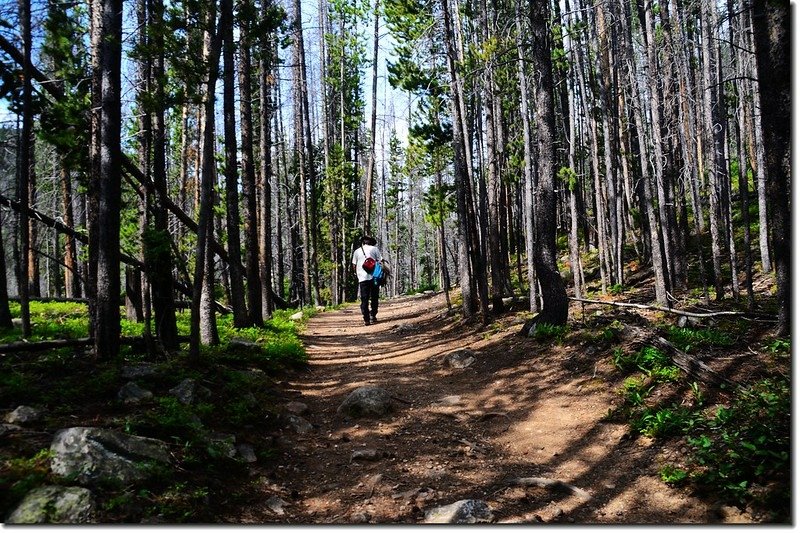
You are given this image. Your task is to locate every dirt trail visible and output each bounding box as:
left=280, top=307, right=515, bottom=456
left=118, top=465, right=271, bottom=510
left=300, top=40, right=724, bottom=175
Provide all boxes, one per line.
left=230, top=292, right=752, bottom=524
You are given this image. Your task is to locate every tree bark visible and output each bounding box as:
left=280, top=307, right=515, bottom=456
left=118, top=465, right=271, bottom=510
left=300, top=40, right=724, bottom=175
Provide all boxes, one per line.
left=17, top=0, right=33, bottom=337
left=522, top=0, right=568, bottom=331
left=752, top=0, right=790, bottom=335
left=189, top=0, right=222, bottom=362
left=238, top=0, right=264, bottom=325
left=93, top=0, right=123, bottom=359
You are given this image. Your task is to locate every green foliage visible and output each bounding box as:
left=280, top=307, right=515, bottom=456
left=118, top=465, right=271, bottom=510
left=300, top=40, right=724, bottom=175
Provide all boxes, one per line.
left=557, top=166, right=578, bottom=191
left=612, top=346, right=680, bottom=382
left=609, top=283, right=625, bottom=295
left=663, top=326, right=734, bottom=353
left=621, top=376, right=651, bottom=406
left=632, top=405, right=697, bottom=437
left=530, top=323, right=568, bottom=342
left=659, top=464, right=689, bottom=485
left=765, top=338, right=790, bottom=355
left=146, top=482, right=211, bottom=522
left=686, top=379, right=790, bottom=506
left=0, top=449, right=53, bottom=512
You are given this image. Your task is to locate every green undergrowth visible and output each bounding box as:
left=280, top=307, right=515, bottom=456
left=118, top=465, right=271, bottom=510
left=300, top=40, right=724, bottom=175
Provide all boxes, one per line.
left=608, top=340, right=790, bottom=521
left=0, top=301, right=314, bottom=522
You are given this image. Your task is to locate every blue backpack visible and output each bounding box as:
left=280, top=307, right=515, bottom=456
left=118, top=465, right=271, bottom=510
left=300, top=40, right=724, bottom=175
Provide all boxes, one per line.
left=372, top=261, right=386, bottom=286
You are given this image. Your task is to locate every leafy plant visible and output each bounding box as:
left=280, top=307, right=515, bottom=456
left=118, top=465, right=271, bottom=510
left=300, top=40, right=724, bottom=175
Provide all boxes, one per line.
left=530, top=323, right=568, bottom=342
left=659, top=464, right=689, bottom=485
left=663, top=326, right=734, bottom=353
left=685, top=378, right=790, bottom=506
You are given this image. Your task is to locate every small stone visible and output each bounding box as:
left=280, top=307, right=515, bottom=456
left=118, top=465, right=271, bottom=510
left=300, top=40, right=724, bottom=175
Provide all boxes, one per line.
left=424, top=499, right=493, bottom=524
left=289, top=312, right=304, bottom=321
left=266, top=496, right=288, bottom=515
left=351, top=449, right=381, bottom=461
left=236, top=444, right=258, bottom=463
left=169, top=378, right=209, bottom=405
left=351, top=511, right=371, bottom=523
left=443, top=349, right=476, bottom=369
left=117, top=382, right=153, bottom=404
left=229, top=337, right=260, bottom=350
left=0, top=423, right=22, bottom=437
left=285, top=401, right=310, bottom=416
left=5, top=405, right=42, bottom=425
left=120, top=364, right=157, bottom=379
left=285, top=414, right=314, bottom=434
left=432, top=395, right=462, bottom=407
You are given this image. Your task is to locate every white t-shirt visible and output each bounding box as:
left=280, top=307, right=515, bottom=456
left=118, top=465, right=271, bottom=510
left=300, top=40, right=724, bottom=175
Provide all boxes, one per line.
left=352, top=244, right=382, bottom=283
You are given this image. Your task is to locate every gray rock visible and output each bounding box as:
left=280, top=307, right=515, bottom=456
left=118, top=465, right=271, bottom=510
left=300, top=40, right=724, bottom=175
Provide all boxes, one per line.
left=50, top=427, right=170, bottom=485
left=236, top=444, right=257, bottom=463
left=432, top=395, right=462, bottom=407
left=6, top=486, right=95, bottom=524
left=117, top=382, right=153, bottom=404
left=444, top=349, right=476, bottom=369
left=12, top=317, right=23, bottom=329
left=120, top=364, right=158, bottom=379
left=351, top=448, right=381, bottom=461
left=0, top=423, right=22, bottom=437
left=265, top=496, right=288, bottom=515
left=285, top=414, right=314, bottom=434
left=205, top=432, right=237, bottom=458
left=285, top=401, right=310, bottom=416
left=229, top=337, right=260, bottom=350
left=5, top=405, right=42, bottom=424
left=337, top=387, right=394, bottom=418
left=423, top=499, right=494, bottom=524
left=169, top=378, right=209, bottom=405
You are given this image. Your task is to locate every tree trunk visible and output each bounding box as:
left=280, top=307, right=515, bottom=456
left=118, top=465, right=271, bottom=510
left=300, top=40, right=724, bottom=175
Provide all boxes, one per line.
left=258, top=46, right=275, bottom=318
left=189, top=0, right=222, bottom=362
left=221, top=0, right=248, bottom=328
left=17, top=0, right=33, bottom=337
left=752, top=0, right=790, bottom=335
left=93, top=0, right=123, bottom=359
left=237, top=1, right=263, bottom=326
left=148, top=0, right=179, bottom=350
left=523, top=0, right=568, bottom=330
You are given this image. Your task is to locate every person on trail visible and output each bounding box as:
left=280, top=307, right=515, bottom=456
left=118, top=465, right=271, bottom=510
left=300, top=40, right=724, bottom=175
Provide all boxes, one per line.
left=352, top=235, right=383, bottom=326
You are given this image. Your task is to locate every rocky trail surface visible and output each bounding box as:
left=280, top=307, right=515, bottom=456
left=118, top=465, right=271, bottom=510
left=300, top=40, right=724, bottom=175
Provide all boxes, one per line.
left=223, top=291, right=753, bottom=524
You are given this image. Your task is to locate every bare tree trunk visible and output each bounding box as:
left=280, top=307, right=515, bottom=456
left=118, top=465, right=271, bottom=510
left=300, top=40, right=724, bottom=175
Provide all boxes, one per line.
left=189, top=0, right=222, bottom=362
left=146, top=0, right=178, bottom=350
left=60, top=165, right=80, bottom=298
left=237, top=1, right=263, bottom=325
left=17, top=0, right=32, bottom=337
left=363, top=0, right=380, bottom=233
left=523, top=0, right=568, bottom=330
left=258, top=47, right=275, bottom=317
left=0, top=213, right=12, bottom=328
left=515, top=6, right=540, bottom=310
left=752, top=0, right=790, bottom=335
left=221, top=0, right=248, bottom=327
left=93, top=0, right=123, bottom=359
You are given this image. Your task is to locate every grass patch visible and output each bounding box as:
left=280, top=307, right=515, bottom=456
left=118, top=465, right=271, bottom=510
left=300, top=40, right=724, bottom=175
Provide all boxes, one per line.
left=662, top=326, right=735, bottom=353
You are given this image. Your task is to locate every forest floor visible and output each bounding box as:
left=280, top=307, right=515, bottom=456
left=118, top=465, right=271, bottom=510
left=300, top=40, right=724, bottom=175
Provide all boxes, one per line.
left=219, top=289, right=782, bottom=524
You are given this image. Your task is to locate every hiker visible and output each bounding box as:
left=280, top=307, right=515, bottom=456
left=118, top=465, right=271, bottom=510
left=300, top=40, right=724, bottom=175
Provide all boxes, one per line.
left=351, top=235, right=383, bottom=326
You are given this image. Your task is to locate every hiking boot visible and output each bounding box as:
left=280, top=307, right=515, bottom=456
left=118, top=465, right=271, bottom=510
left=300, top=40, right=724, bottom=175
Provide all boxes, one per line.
left=364, top=319, right=371, bottom=326
left=370, top=315, right=378, bottom=324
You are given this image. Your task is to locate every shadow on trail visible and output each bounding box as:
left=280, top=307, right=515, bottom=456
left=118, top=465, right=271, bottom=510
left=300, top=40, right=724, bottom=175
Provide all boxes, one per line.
left=241, top=292, right=762, bottom=524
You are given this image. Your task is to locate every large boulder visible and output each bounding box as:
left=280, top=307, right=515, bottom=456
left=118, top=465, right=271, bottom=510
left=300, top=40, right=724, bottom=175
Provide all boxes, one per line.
left=6, top=486, right=95, bottom=524
left=336, top=387, right=394, bottom=418
left=423, top=499, right=494, bottom=524
left=50, top=427, right=170, bottom=486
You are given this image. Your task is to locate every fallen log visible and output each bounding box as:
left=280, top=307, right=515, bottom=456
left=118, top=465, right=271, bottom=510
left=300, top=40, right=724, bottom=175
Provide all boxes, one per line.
left=0, top=335, right=192, bottom=355
left=569, top=297, right=770, bottom=320
left=619, top=324, right=739, bottom=389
